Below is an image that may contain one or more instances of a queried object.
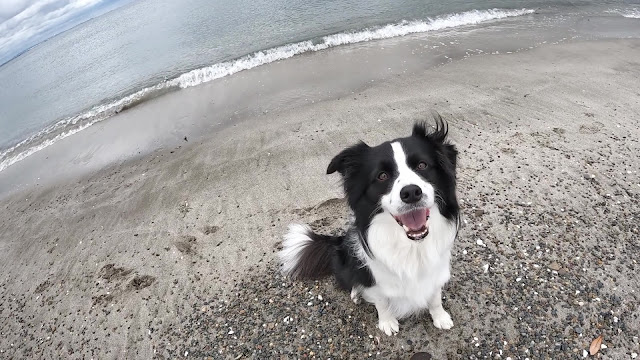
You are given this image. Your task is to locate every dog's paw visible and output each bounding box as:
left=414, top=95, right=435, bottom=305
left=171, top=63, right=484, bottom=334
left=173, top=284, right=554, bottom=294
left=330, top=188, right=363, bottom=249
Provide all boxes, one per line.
left=350, top=288, right=361, bottom=305
left=431, top=309, right=454, bottom=330
left=378, top=318, right=399, bottom=336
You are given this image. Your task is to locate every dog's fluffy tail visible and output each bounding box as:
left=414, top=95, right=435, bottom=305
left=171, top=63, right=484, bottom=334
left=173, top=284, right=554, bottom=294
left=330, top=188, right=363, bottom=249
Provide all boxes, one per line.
left=279, top=224, right=340, bottom=280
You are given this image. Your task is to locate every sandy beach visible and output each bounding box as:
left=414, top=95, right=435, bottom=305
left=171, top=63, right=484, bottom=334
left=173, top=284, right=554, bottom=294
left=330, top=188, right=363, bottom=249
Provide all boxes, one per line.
left=1, top=38, right=639, bottom=359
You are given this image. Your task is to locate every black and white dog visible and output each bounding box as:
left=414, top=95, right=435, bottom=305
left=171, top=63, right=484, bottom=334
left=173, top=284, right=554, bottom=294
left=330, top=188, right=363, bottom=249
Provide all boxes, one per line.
left=279, top=117, right=460, bottom=336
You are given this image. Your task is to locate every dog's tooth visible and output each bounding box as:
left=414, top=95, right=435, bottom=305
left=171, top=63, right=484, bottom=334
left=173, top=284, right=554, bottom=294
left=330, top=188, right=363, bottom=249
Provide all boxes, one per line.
left=402, top=225, right=409, bottom=232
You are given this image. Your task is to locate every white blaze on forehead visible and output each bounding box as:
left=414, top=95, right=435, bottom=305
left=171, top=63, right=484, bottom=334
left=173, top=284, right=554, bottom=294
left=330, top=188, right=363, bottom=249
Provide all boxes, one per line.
left=390, top=142, right=429, bottom=194
left=391, top=142, right=412, bottom=176
left=380, top=142, right=435, bottom=214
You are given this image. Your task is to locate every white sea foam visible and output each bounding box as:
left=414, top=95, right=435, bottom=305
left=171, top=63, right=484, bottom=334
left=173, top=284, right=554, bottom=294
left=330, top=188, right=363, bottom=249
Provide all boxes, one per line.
left=174, top=8, right=534, bottom=88
left=620, top=9, right=640, bottom=18
left=606, top=8, right=640, bottom=18
left=0, top=8, right=534, bottom=173
left=0, top=122, right=99, bottom=173
left=0, top=82, right=177, bottom=172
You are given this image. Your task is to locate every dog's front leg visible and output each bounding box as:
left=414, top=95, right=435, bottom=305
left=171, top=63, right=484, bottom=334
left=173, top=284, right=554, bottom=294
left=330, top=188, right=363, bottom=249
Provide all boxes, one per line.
left=428, top=288, right=454, bottom=330
left=374, top=299, right=399, bottom=336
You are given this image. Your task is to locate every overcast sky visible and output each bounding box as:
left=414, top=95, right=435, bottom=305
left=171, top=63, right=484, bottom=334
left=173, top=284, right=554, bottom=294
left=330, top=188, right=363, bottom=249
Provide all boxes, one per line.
left=0, top=0, right=129, bottom=65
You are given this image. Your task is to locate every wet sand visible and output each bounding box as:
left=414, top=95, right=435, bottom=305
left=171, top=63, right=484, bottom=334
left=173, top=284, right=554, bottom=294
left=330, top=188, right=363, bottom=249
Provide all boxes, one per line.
left=1, top=39, right=639, bottom=359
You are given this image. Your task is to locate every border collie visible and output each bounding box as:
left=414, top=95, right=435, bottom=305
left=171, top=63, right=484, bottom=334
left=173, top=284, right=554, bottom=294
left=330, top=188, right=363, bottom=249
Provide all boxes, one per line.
left=279, top=116, right=460, bottom=336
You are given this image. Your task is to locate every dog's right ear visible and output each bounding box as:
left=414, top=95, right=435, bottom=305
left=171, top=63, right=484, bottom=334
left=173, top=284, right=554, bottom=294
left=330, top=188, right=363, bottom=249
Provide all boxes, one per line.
left=327, top=142, right=369, bottom=175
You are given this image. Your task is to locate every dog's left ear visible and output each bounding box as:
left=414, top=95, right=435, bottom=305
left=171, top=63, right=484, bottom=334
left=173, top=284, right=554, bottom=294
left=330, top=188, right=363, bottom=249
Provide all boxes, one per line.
left=412, top=114, right=457, bottom=169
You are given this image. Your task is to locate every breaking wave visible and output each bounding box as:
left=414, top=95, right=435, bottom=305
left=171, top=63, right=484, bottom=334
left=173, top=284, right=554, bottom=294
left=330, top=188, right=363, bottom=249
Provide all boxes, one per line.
left=0, top=8, right=534, bottom=173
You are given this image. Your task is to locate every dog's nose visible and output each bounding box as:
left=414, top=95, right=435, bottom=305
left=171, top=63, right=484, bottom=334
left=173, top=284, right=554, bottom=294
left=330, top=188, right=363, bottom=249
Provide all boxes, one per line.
left=400, top=185, right=422, bottom=203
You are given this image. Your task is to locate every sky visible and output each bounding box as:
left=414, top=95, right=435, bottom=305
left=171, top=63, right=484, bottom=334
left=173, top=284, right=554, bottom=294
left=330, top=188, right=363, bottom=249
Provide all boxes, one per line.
left=0, top=0, right=130, bottom=65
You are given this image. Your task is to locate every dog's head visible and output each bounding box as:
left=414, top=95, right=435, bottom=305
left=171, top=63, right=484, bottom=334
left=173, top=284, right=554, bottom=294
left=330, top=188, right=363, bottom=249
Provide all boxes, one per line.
left=327, top=116, right=459, bottom=242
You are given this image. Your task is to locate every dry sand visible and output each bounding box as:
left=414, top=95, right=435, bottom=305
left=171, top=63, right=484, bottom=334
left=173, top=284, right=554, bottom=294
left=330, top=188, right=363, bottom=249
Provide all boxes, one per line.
left=1, top=39, right=639, bottom=359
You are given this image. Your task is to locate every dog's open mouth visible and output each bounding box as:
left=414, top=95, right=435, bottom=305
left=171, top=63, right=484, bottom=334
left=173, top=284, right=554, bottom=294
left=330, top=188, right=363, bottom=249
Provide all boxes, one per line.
left=394, top=208, right=430, bottom=240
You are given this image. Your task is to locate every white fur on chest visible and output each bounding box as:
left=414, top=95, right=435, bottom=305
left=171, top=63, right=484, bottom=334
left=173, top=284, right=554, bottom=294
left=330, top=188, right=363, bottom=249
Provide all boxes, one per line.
left=358, top=208, right=457, bottom=319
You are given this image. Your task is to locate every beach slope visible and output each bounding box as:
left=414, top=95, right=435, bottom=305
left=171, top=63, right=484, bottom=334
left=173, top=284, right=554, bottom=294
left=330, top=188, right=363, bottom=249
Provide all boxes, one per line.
left=1, top=39, right=639, bottom=358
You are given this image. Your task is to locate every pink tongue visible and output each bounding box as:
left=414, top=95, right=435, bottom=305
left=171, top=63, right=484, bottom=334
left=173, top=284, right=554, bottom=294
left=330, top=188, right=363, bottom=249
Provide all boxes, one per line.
left=398, top=209, right=429, bottom=231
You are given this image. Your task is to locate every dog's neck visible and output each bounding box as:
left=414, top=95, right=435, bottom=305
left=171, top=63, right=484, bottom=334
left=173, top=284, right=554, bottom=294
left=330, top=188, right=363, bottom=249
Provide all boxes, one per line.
left=362, top=208, right=456, bottom=278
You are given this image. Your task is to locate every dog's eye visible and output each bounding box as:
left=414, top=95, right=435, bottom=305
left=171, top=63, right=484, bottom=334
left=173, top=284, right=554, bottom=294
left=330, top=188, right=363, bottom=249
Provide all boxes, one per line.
left=377, top=172, right=389, bottom=181
left=416, top=161, right=427, bottom=170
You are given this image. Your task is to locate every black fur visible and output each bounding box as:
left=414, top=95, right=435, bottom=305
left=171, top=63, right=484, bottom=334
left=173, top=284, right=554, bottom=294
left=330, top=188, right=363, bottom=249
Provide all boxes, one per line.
left=331, top=230, right=375, bottom=290
left=410, top=116, right=459, bottom=220
left=327, top=141, right=396, bottom=255
left=285, top=115, right=459, bottom=292
left=286, top=228, right=375, bottom=289
left=286, top=232, right=340, bottom=280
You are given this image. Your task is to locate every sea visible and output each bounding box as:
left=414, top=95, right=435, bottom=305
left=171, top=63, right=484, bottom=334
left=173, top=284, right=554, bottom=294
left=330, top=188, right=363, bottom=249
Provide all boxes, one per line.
left=0, top=0, right=639, bottom=173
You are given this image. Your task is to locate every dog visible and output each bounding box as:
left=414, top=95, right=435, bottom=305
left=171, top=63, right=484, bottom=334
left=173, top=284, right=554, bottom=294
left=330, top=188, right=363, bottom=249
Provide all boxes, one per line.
left=279, top=116, right=460, bottom=336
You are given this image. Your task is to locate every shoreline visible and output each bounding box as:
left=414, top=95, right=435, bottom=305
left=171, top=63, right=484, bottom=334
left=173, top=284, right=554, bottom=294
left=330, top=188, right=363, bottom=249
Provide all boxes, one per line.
left=3, top=8, right=640, bottom=193
left=0, top=7, right=537, bottom=169
left=1, top=39, right=639, bottom=358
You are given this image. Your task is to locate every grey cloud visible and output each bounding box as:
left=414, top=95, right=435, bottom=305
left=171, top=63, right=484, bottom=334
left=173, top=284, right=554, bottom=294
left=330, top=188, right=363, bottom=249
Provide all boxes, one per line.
left=0, top=0, right=114, bottom=64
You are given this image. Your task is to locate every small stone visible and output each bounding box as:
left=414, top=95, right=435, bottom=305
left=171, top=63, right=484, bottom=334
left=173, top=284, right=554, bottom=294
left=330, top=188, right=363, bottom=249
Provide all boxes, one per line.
left=474, top=209, right=485, bottom=217
left=410, top=352, right=432, bottom=360
left=549, top=262, right=561, bottom=271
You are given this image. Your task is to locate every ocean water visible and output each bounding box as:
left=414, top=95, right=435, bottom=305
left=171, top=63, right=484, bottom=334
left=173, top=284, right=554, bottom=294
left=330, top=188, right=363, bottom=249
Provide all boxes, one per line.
left=0, top=0, right=639, bottom=173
